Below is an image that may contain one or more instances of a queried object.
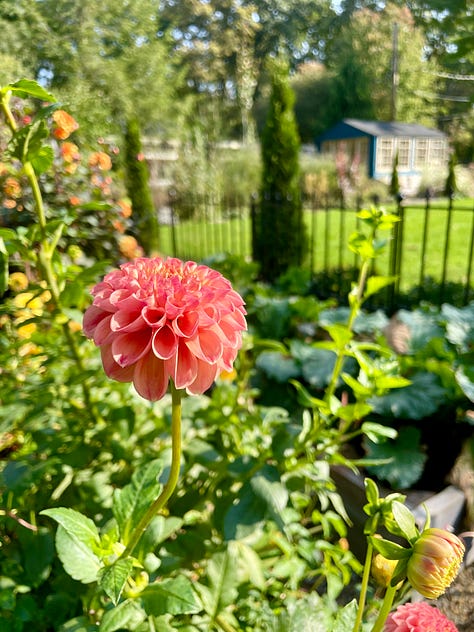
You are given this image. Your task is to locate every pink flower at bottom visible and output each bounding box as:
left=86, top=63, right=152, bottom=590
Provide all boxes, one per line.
left=83, top=257, right=247, bottom=401
left=385, top=602, right=458, bottom=632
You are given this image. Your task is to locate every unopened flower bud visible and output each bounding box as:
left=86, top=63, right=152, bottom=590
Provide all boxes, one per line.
left=372, top=553, right=398, bottom=588
left=407, top=528, right=464, bottom=599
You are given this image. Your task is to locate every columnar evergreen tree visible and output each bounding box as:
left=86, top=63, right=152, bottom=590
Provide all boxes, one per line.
left=389, top=151, right=400, bottom=198
left=123, top=118, right=160, bottom=255
left=253, top=59, right=307, bottom=282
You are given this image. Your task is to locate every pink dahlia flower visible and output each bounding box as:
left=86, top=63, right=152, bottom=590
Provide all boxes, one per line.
left=83, top=257, right=247, bottom=401
left=385, top=601, right=458, bottom=632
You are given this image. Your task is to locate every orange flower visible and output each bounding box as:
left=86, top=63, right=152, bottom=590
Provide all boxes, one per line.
left=3, top=177, right=21, bottom=198
left=52, top=110, right=79, bottom=140
left=88, top=151, right=112, bottom=171
left=3, top=198, right=17, bottom=209
left=113, top=219, right=126, bottom=234
left=118, top=199, right=132, bottom=218
left=69, top=196, right=81, bottom=206
left=61, top=142, right=81, bottom=163
left=118, top=235, right=142, bottom=258
left=407, top=528, right=464, bottom=599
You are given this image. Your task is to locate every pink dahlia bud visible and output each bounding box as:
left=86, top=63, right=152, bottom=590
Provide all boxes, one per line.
left=407, top=528, right=464, bottom=599
left=83, top=257, right=247, bottom=401
left=385, top=602, right=458, bottom=632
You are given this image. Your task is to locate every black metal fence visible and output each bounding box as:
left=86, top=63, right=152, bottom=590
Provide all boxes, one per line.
left=160, top=194, right=474, bottom=311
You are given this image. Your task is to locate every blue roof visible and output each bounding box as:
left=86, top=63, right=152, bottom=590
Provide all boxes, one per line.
left=316, top=118, right=446, bottom=143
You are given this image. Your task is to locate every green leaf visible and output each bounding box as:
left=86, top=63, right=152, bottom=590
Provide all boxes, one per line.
left=364, top=275, right=397, bottom=299
left=99, top=599, right=146, bottom=632
left=228, top=540, right=265, bottom=590
left=31, top=144, right=54, bottom=174
left=365, top=426, right=427, bottom=489
left=369, top=372, right=446, bottom=419
left=337, top=402, right=372, bottom=423
left=323, top=323, right=353, bottom=348
left=200, top=549, right=240, bottom=618
left=98, top=558, right=134, bottom=605
left=140, top=576, right=201, bottom=616
left=392, top=501, right=419, bottom=542
left=364, top=478, right=380, bottom=506
left=361, top=421, right=397, bottom=443
left=455, top=366, right=474, bottom=403
left=112, top=459, right=163, bottom=545
left=5, top=79, right=56, bottom=102
left=255, top=350, right=300, bottom=382
left=369, top=536, right=411, bottom=560
left=58, top=616, right=97, bottom=632
left=274, top=592, right=333, bottom=632
left=333, top=599, right=358, bottom=632
left=40, top=508, right=101, bottom=584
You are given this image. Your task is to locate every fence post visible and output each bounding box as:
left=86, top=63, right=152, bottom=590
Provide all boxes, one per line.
left=440, top=192, right=454, bottom=304
left=168, top=188, right=178, bottom=258
left=418, top=188, right=432, bottom=302
left=387, top=194, right=404, bottom=312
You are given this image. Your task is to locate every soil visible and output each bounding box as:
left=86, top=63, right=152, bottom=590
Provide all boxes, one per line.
left=435, top=562, right=474, bottom=631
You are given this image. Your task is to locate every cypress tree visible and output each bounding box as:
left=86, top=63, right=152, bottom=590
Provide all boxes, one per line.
left=389, top=151, right=400, bottom=198
left=445, top=154, right=456, bottom=199
left=123, top=117, right=160, bottom=255
left=253, top=59, right=307, bottom=282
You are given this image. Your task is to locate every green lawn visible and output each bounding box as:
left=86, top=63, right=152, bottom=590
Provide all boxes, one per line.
left=158, top=198, right=474, bottom=294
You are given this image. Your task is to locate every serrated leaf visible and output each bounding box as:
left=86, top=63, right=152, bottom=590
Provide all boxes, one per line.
left=98, top=558, right=134, bottom=605
left=55, top=524, right=102, bottom=583
left=6, top=79, right=56, bottom=102
left=113, top=459, right=163, bottom=544
left=99, top=599, right=146, bottom=632
left=140, top=576, right=201, bottom=616
left=41, top=507, right=100, bottom=547
left=333, top=599, right=358, bottom=632
left=365, top=426, right=427, bottom=489
left=323, top=323, right=353, bottom=348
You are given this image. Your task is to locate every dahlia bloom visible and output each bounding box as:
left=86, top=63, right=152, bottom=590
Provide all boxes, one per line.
left=385, top=602, right=458, bottom=632
left=407, top=528, right=464, bottom=599
left=83, top=257, right=247, bottom=401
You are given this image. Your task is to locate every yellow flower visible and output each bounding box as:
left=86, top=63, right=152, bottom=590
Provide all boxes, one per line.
left=407, top=528, right=464, bottom=599
left=8, top=272, right=29, bottom=293
left=371, top=553, right=399, bottom=588
left=17, top=323, right=37, bottom=339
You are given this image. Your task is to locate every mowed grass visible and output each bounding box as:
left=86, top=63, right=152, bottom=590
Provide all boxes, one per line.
left=159, top=198, right=474, bottom=293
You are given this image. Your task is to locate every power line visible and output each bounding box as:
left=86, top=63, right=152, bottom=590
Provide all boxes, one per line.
left=431, top=71, right=474, bottom=81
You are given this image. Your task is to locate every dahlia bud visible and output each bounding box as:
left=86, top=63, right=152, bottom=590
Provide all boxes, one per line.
left=407, top=528, right=464, bottom=599
left=371, top=553, right=398, bottom=588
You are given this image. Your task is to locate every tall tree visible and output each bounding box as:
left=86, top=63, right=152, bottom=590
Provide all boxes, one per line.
left=253, top=60, right=307, bottom=282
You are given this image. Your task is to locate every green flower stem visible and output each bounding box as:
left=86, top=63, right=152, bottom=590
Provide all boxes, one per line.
left=352, top=539, right=374, bottom=632
left=215, top=614, right=238, bottom=632
left=369, top=584, right=398, bottom=632
left=121, top=385, right=183, bottom=559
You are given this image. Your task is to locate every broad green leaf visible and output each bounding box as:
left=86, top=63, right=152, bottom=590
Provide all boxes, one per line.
left=301, top=347, right=338, bottom=387
left=5, top=79, right=56, bottom=102
left=323, top=323, right=353, bottom=348
left=455, top=366, right=474, bottom=404
left=41, top=508, right=101, bottom=584
left=140, top=576, right=201, bottom=616
left=369, top=372, right=446, bottom=419
left=255, top=351, right=300, bottom=382
left=113, top=459, right=163, bottom=544
left=392, top=501, right=419, bottom=542
left=98, top=558, right=134, bottom=605
left=41, top=507, right=100, bottom=547
left=199, top=550, right=239, bottom=618
left=274, top=592, right=333, bottom=632
left=337, top=402, right=372, bottom=423
left=369, top=536, right=411, bottom=560
left=364, top=275, right=397, bottom=299
left=365, top=426, right=427, bottom=489
left=99, top=599, right=146, bottom=632
left=250, top=465, right=288, bottom=528
left=333, top=599, right=358, bottom=632
left=31, top=144, right=54, bottom=174
left=228, top=540, right=265, bottom=590
left=139, top=515, right=183, bottom=553
left=443, top=303, right=474, bottom=352
left=55, top=525, right=102, bottom=583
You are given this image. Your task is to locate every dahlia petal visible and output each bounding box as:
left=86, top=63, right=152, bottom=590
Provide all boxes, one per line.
left=187, top=360, right=218, bottom=395
left=83, top=305, right=109, bottom=338
left=92, top=314, right=114, bottom=345
left=152, top=326, right=179, bottom=360
left=173, top=311, right=199, bottom=338
left=110, top=309, right=145, bottom=332
left=142, top=305, right=166, bottom=327
left=100, top=345, right=135, bottom=382
left=186, top=329, right=223, bottom=363
left=165, top=343, right=198, bottom=389
left=112, top=329, right=152, bottom=367
left=133, top=353, right=169, bottom=401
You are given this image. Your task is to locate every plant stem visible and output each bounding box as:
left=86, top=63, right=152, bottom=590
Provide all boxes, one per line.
left=369, top=584, right=398, bottom=632
left=121, top=385, right=183, bottom=559
left=352, top=540, right=373, bottom=632
left=215, top=614, right=238, bottom=632
left=325, top=257, right=371, bottom=403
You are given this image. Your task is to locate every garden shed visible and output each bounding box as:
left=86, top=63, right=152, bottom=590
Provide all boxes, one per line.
left=315, top=118, right=449, bottom=195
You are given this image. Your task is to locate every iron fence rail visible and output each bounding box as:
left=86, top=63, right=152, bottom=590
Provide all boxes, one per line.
left=159, top=195, right=474, bottom=310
